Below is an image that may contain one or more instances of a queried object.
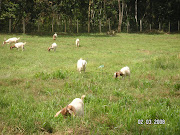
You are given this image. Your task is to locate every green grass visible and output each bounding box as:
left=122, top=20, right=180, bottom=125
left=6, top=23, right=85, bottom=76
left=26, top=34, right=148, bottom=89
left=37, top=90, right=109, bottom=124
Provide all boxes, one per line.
left=0, top=33, right=180, bottom=134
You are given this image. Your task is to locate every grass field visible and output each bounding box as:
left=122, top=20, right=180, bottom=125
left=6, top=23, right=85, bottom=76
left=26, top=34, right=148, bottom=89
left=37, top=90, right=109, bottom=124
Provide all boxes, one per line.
left=0, top=33, right=180, bottom=134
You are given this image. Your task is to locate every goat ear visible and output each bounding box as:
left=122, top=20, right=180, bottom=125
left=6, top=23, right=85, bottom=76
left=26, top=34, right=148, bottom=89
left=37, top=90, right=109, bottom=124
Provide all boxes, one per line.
left=114, top=72, right=118, bottom=78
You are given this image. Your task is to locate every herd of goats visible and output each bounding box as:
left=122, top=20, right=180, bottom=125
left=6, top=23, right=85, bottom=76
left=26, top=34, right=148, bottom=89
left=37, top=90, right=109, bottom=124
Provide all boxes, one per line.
left=2, top=33, right=130, bottom=118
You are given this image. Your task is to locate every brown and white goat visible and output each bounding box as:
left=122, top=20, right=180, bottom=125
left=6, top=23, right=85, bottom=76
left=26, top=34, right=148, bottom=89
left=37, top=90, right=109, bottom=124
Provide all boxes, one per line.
left=10, top=42, right=26, bottom=51
left=114, top=66, right=130, bottom=79
left=48, top=43, right=57, bottom=52
left=54, top=95, right=86, bottom=117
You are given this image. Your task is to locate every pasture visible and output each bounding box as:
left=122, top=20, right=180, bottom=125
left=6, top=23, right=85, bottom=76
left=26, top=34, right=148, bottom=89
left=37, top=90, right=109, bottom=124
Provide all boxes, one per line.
left=0, top=33, right=180, bottom=134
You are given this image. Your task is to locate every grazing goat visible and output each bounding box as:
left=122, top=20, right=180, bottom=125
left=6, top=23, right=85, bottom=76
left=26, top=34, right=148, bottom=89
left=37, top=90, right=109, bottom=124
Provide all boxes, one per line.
left=53, top=33, right=57, bottom=40
left=54, top=95, right=86, bottom=117
left=76, top=39, right=80, bottom=47
left=77, top=58, right=87, bottom=73
left=3, top=37, right=20, bottom=45
left=10, top=42, right=26, bottom=51
left=48, top=43, right=57, bottom=52
left=114, top=66, right=130, bottom=79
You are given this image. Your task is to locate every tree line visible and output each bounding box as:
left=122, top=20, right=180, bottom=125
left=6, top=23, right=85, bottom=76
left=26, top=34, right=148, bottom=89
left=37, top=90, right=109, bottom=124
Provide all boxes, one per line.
left=0, top=0, right=179, bottom=33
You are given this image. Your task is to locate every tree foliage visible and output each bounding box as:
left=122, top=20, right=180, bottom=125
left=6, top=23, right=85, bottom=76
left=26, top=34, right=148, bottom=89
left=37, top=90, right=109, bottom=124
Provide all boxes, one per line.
left=0, top=0, right=179, bottom=33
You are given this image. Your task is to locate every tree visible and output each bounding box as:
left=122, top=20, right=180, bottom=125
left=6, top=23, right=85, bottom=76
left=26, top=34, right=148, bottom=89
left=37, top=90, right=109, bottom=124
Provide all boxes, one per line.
left=118, top=0, right=124, bottom=32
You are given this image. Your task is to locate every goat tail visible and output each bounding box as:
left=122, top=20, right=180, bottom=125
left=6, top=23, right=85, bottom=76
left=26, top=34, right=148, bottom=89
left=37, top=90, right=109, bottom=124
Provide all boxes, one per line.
left=81, top=95, right=86, bottom=100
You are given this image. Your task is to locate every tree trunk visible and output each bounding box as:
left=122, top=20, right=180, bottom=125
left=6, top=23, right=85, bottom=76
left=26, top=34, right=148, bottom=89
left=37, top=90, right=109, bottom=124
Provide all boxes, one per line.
left=135, top=0, right=138, bottom=31
left=99, top=19, right=101, bottom=33
left=118, top=0, right=124, bottom=33
left=69, top=18, right=72, bottom=32
left=109, top=18, right=111, bottom=31
left=99, top=2, right=102, bottom=33
left=38, top=20, right=40, bottom=32
left=88, top=0, right=91, bottom=33
left=140, top=19, right=142, bottom=32
left=169, top=22, right=170, bottom=32
left=9, top=18, right=11, bottom=33
left=178, top=20, right=179, bottom=31
left=159, top=22, right=161, bottom=31
left=22, top=17, right=25, bottom=34
left=62, top=19, right=63, bottom=32
left=77, top=19, right=79, bottom=33
left=65, top=20, right=66, bottom=33
left=150, top=24, right=151, bottom=31
left=52, top=16, right=54, bottom=32
left=127, top=21, right=129, bottom=33
left=57, top=15, right=61, bottom=32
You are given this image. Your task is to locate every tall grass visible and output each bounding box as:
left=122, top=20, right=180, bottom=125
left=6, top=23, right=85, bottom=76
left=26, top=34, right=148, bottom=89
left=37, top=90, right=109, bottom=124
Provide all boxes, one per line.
left=0, top=33, right=180, bottom=134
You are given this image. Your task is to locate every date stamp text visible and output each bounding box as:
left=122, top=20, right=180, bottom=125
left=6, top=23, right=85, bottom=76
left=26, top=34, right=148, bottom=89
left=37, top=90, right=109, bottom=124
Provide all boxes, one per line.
left=138, top=119, right=165, bottom=125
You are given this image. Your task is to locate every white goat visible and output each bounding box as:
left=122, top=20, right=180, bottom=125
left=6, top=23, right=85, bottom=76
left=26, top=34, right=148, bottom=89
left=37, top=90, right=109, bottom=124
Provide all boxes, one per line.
left=77, top=58, right=87, bottom=73
left=3, top=37, right=20, bottom=45
left=114, top=66, right=130, bottom=79
left=10, top=42, right=26, bottom=51
left=54, top=95, right=86, bottom=117
left=76, top=39, right=80, bottom=47
left=48, top=43, right=57, bottom=51
left=53, top=33, right=57, bottom=40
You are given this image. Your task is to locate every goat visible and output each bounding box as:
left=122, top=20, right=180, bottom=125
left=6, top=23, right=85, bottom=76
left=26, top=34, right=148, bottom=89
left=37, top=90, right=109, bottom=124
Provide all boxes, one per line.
left=77, top=58, right=87, bottom=73
left=10, top=42, right=26, bottom=51
left=54, top=95, right=86, bottom=117
left=114, top=66, right=130, bottom=79
left=3, top=37, right=20, bottom=46
left=76, top=39, right=80, bottom=47
left=53, top=33, right=57, bottom=40
left=48, top=43, right=57, bottom=52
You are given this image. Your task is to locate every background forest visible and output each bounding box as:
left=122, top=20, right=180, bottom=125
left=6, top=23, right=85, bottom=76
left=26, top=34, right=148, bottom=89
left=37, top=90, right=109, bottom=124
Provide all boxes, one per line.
left=0, top=0, right=180, bottom=33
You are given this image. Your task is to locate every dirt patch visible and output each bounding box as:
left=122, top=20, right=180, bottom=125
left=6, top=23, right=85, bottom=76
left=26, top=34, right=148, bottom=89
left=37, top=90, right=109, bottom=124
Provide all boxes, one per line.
left=10, top=78, right=24, bottom=85
left=0, top=78, right=25, bottom=86
left=66, top=126, right=90, bottom=135
left=145, top=74, right=156, bottom=80
left=159, top=89, right=170, bottom=97
left=138, top=49, right=151, bottom=55
left=174, top=91, right=180, bottom=97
